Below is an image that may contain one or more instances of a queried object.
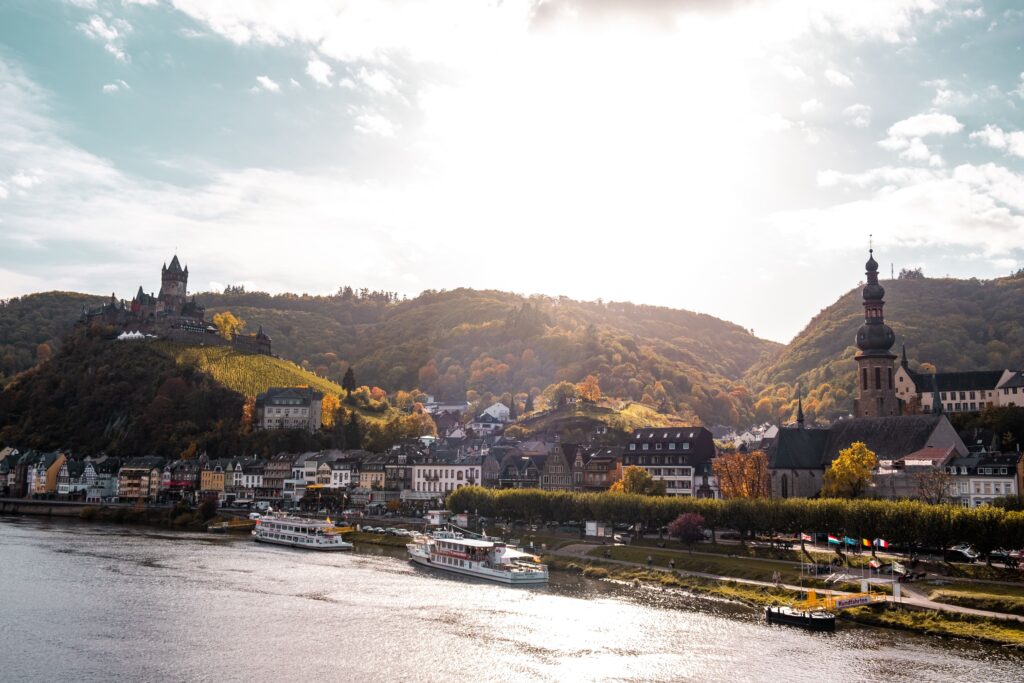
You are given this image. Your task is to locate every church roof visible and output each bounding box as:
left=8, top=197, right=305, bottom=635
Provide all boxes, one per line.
left=906, top=369, right=1006, bottom=392
left=769, top=415, right=962, bottom=470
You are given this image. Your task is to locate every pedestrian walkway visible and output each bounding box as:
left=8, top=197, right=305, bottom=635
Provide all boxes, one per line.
left=552, top=543, right=1024, bottom=623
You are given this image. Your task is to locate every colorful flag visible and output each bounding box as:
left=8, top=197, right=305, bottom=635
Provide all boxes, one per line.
left=801, top=532, right=813, bottom=542
left=843, top=536, right=857, bottom=546
left=862, top=538, right=871, bottom=548
left=874, top=538, right=889, bottom=549
left=828, top=534, right=840, bottom=545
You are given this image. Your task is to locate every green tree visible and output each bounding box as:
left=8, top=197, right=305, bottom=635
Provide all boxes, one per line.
left=610, top=465, right=667, bottom=496
left=822, top=442, right=877, bottom=499
left=344, top=412, right=362, bottom=449
left=342, top=367, right=356, bottom=393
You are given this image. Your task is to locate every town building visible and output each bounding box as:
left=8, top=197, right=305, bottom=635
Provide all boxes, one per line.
left=410, top=455, right=498, bottom=499
left=255, top=387, right=324, bottom=433
left=56, top=460, right=90, bottom=498
left=622, top=427, right=717, bottom=497
left=117, top=457, right=165, bottom=503
left=894, top=357, right=1024, bottom=414
left=946, top=452, right=1024, bottom=507
left=26, top=451, right=67, bottom=497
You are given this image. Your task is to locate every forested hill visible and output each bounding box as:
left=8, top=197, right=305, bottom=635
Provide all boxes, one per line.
left=0, top=287, right=778, bottom=426
left=0, top=291, right=106, bottom=380
left=745, top=273, right=1024, bottom=425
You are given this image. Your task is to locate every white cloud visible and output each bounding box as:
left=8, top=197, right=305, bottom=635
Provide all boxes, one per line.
left=1012, top=72, right=1024, bottom=99
left=77, top=15, right=132, bottom=62
left=776, top=163, right=1024, bottom=257
left=289, top=78, right=302, bottom=88
left=357, top=67, right=400, bottom=96
left=0, top=183, right=8, bottom=200
left=824, top=68, right=853, bottom=88
left=353, top=111, right=397, bottom=137
left=771, top=56, right=808, bottom=81
left=800, top=98, right=822, bottom=114
left=887, top=112, right=963, bottom=138
left=253, top=76, right=281, bottom=93
left=879, top=113, right=962, bottom=162
left=65, top=0, right=97, bottom=8
left=122, top=0, right=159, bottom=6
left=970, top=125, right=1024, bottom=158
left=843, top=103, right=872, bottom=128
left=817, top=165, right=939, bottom=189
left=101, top=79, right=130, bottom=94
left=305, top=56, right=333, bottom=87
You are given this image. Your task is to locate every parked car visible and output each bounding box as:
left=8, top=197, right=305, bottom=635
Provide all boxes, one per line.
left=945, top=548, right=978, bottom=563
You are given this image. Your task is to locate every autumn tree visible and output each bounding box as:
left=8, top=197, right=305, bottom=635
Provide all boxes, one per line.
left=180, top=441, right=198, bottom=460
left=35, top=343, right=53, bottom=363
left=610, top=465, right=667, bottom=496
left=712, top=450, right=771, bottom=499
left=342, top=367, right=356, bottom=393
left=822, top=442, right=877, bottom=498
left=212, top=311, right=245, bottom=340
left=544, top=381, right=578, bottom=408
left=321, top=394, right=341, bottom=428
left=576, top=375, right=602, bottom=403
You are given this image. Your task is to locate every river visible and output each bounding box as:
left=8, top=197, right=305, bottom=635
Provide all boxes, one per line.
left=1, top=516, right=1021, bottom=682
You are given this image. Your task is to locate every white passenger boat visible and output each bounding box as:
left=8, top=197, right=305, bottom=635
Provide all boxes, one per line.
left=407, top=529, right=548, bottom=585
left=252, top=514, right=353, bottom=551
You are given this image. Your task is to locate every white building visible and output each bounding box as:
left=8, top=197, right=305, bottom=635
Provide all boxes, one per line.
left=946, top=452, right=1023, bottom=507
left=255, top=387, right=324, bottom=432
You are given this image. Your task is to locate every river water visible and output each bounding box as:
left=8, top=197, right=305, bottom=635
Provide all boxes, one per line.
left=1, top=516, right=1021, bottom=682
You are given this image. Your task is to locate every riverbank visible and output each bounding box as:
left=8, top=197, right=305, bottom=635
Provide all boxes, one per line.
left=544, top=552, right=1024, bottom=648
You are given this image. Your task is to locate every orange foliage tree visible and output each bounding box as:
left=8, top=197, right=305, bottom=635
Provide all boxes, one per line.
left=576, top=374, right=602, bottom=403
left=712, top=450, right=771, bottom=499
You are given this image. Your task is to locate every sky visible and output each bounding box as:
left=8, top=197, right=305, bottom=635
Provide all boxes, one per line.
left=0, top=0, right=1023, bottom=343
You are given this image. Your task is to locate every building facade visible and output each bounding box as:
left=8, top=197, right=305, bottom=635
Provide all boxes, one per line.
left=622, top=428, right=717, bottom=497
left=255, top=387, right=324, bottom=433
left=853, top=249, right=900, bottom=418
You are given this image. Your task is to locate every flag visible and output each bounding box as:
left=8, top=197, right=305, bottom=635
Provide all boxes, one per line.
left=801, top=532, right=813, bottom=542
left=828, top=534, right=840, bottom=545
left=843, top=536, right=857, bottom=546
left=862, top=538, right=871, bottom=548
left=874, top=538, right=889, bottom=549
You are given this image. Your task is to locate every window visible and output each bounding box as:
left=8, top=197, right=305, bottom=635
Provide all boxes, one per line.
left=642, top=444, right=649, bottom=451
left=682, top=443, right=690, bottom=450
left=875, top=367, right=882, bottom=390
left=959, top=391, right=966, bottom=400
left=629, top=444, right=636, bottom=451
left=888, top=367, right=893, bottom=390
left=669, top=443, right=676, bottom=450
left=655, top=443, right=662, bottom=450
left=970, top=391, right=976, bottom=400
left=862, top=369, right=868, bottom=390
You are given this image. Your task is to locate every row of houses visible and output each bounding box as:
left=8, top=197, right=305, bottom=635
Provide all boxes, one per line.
left=0, top=427, right=723, bottom=507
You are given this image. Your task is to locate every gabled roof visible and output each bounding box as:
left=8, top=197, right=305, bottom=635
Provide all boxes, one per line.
left=822, top=415, right=956, bottom=465
left=769, top=428, right=838, bottom=470
left=999, top=371, right=1024, bottom=389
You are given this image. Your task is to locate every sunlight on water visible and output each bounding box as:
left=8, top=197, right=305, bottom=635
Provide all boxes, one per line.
left=1, top=516, right=1021, bottom=683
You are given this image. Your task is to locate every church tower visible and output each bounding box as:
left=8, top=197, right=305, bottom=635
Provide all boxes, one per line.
left=853, top=248, right=899, bottom=417
left=159, top=254, right=189, bottom=313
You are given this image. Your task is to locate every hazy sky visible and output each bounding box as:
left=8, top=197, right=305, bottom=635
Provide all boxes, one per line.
left=1, top=1, right=1022, bottom=342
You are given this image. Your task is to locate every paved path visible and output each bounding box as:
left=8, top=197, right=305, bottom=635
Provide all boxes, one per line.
left=552, top=543, right=1024, bottom=623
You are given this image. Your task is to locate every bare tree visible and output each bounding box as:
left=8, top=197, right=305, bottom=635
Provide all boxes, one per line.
left=915, top=468, right=953, bottom=504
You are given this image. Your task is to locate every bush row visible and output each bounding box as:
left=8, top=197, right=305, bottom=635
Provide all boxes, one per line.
left=446, top=487, right=1024, bottom=555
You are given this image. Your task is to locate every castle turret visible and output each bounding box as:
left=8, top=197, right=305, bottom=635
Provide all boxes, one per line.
left=853, top=248, right=899, bottom=417
left=159, top=254, right=189, bottom=313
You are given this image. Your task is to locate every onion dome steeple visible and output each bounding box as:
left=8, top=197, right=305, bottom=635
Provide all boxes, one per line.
left=854, top=248, right=896, bottom=357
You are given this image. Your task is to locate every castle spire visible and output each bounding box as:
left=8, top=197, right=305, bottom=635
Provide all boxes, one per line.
left=901, top=344, right=909, bottom=370
left=932, top=370, right=942, bottom=414
left=796, top=385, right=805, bottom=428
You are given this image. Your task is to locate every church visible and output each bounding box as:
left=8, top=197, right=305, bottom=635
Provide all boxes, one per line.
left=766, top=249, right=967, bottom=499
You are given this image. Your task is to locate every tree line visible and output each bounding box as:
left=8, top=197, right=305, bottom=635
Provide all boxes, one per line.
left=446, top=487, right=1024, bottom=560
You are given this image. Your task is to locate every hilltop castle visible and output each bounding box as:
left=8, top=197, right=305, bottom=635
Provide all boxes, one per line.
left=80, top=255, right=271, bottom=355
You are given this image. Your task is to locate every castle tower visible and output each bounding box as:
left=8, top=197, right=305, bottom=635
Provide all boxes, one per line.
left=159, top=254, right=189, bottom=313
left=853, top=248, right=899, bottom=417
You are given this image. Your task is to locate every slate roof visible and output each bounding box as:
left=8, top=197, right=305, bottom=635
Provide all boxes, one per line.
left=769, top=415, right=964, bottom=470
left=907, top=370, right=1005, bottom=392
left=1000, top=372, right=1024, bottom=389
left=767, top=427, right=831, bottom=469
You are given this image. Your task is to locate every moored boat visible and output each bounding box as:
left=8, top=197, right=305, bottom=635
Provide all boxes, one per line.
left=407, top=529, right=548, bottom=585
left=252, top=514, right=353, bottom=551
left=765, top=605, right=836, bottom=632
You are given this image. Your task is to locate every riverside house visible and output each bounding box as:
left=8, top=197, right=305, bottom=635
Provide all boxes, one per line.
left=27, top=451, right=67, bottom=497
left=117, top=457, right=166, bottom=503
left=623, top=428, right=717, bottom=497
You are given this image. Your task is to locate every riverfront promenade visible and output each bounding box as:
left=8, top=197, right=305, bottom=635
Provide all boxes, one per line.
left=549, top=542, right=1024, bottom=623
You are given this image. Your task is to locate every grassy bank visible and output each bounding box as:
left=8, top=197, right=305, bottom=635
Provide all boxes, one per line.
left=930, top=590, right=1024, bottom=617
left=551, top=555, right=1024, bottom=647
